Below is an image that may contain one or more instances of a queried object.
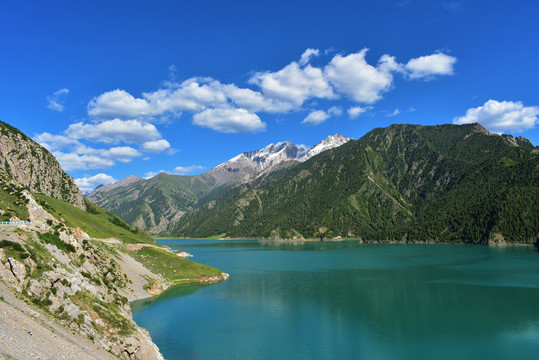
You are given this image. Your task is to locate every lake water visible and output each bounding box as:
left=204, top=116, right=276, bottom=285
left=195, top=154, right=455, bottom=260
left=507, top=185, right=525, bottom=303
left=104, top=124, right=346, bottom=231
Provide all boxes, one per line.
left=131, top=240, right=539, bottom=360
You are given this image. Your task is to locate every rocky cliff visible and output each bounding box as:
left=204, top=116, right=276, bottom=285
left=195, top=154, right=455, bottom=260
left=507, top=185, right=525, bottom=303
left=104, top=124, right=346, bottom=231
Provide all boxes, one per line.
left=0, top=121, right=85, bottom=210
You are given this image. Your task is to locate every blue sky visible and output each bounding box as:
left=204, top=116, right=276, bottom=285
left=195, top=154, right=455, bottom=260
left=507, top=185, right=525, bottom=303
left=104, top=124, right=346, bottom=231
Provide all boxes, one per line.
left=1, top=1, right=538, bottom=192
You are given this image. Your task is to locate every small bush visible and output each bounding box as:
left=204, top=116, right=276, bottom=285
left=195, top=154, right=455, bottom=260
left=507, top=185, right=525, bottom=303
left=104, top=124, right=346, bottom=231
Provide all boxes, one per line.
left=38, top=232, right=76, bottom=253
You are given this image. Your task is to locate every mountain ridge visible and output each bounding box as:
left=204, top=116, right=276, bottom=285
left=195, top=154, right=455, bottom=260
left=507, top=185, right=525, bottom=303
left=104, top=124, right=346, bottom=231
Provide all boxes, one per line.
left=166, top=123, right=539, bottom=245
left=86, top=134, right=351, bottom=233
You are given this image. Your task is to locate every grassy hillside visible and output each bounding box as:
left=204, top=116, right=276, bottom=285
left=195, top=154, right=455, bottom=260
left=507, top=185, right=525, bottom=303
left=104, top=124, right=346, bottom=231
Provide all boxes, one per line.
left=34, top=194, right=154, bottom=244
left=167, top=124, right=539, bottom=245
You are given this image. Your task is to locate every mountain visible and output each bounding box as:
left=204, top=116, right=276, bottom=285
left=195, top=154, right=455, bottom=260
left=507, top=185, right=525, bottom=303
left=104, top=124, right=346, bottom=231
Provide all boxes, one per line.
left=93, top=174, right=144, bottom=193
left=0, top=121, right=85, bottom=210
left=0, top=121, right=227, bottom=359
left=86, top=134, right=351, bottom=233
left=207, top=134, right=350, bottom=185
left=167, top=123, right=539, bottom=245
left=87, top=172, right=219, bottom=234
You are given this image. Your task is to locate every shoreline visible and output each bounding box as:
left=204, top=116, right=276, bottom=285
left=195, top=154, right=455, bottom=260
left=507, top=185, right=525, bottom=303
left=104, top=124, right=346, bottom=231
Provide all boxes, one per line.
left=154, top=236, right=537, bottom=248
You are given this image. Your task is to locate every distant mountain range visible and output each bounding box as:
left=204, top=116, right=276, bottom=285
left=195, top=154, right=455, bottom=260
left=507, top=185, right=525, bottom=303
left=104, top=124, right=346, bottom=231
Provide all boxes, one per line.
left=86, top=124, right=539, bottom=245
left=165, top=123, right=538, bottom=245
left=86, top=134, right=351, bottom=233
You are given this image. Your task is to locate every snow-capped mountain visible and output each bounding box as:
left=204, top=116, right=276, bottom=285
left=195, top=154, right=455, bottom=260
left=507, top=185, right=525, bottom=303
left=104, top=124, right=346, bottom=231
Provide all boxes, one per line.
left=208, top=134, right=351, bottom=185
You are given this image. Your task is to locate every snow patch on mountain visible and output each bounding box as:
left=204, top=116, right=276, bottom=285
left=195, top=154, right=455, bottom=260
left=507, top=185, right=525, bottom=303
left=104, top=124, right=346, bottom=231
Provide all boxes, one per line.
left=208, top=134, right=351, bottom=185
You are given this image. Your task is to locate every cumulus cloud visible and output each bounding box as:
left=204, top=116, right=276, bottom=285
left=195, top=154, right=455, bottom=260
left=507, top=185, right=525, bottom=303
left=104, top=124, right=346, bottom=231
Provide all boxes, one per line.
left=34, top=132, right=82, bottom=152
left=103, top=146, right=142, bottom=162
left=75, top=173, right=117, bottom=194
left=143, top=78, right=228, bottom=114
left=84, top=48, right=457, bottom=133
left=221, top=83, right=295, bottom=113
left=302, top=110, right=331, bottom=125
left=88, top=89, right=153, bottom=119
left=47, top=88, right=69, bottom=112
left=51, top=145, right=142, bottom=171
left=173, top=165, right=206, bottom=175
left=52, top=152, right=115, bottom=171
left=250, top=62, right=335, bottom=106
left=299, top=48, right=320, bottom=66
left=193, top=108, right=266, bottom=133
left=405, top=53, right=457, bottom=79
left=324, top=49, right=396, bottom=104
left=453, top=100, right=539, bottom=133
left=348, top=106, right=369, bottom=119
left=65, top=119, right=161, bottom=144
left=141, top=139, right=171, bottom=154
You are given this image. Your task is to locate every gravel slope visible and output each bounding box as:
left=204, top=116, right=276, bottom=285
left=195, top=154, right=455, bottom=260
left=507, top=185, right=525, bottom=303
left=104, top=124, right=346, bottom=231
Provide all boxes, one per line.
left=0, top=281, right=117, bottom=360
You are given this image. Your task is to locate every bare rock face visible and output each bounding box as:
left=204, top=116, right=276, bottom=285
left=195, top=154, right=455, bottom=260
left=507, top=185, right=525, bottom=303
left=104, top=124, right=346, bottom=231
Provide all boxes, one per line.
left=488, top=232, right=507, bottom=247
left=0, top=121, right=85, bottom=210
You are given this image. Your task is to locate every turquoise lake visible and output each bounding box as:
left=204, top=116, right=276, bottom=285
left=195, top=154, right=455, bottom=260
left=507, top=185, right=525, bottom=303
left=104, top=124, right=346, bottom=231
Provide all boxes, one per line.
left=131, top=240, right=539, bottom=360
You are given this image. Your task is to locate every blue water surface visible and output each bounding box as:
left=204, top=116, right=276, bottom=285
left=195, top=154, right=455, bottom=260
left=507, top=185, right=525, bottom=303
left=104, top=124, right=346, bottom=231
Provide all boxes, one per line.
left=132, top=240, right=539, bottom=360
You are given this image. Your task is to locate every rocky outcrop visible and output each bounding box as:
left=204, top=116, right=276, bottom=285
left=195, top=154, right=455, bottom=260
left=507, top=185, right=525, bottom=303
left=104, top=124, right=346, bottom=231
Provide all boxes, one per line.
left=0, top=121, right=85, bottom=210
left=198, top=272, right=230, bottom=283
left=0, top=195, right=164, bottom=359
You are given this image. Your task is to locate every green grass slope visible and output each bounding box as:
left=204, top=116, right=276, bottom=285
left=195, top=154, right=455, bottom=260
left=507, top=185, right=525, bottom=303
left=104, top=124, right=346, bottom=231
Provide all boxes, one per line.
left=34, top=194, right=154, bottom=244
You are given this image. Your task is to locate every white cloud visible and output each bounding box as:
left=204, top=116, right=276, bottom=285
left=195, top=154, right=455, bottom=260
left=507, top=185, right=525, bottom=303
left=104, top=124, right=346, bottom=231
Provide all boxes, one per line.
left=302, top=110, right=330, bottom=125
left=52, top=151, right=115, bottom=171
left=250, top=62, right=335, bottom=106
left=83, top=48, right=457, bottom=134
left=47, top=88, right=69, bottom=112
left=348, top=106, right=369, bottom=119
left=328, top=106, right=342, bottom=116
left=173, top=165, right=206, bottom=175
left=299, top=48, right=320, bottom=66
left=324, top=49, right=396, bottom=104
left=141, top=139, right=171, bottom=154
left=193, top=108, right=266, bottom=133
left=34, top=132, right=82, bottom=152
left=386, top=108, right=401, bottom=117
left=103, top=146, right=142, bottom=162
left=143, top=78, right=228, bottom=114
left=75, top=173, right=117, bottom=194
left=50, top=144, right=141, bottom=171
left=88, top=89, right=153, bottom=119
left=453, top=100, right=539, bottom=133
left=221, top=83, right=295, bottom=113
left=65, top=119, right=161, bottom=144
left=405, top=53, right=457, bottom=79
